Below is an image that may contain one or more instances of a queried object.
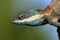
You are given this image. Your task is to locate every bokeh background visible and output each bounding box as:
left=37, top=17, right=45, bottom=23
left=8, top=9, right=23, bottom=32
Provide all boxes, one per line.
left=0, top=0, right=59, bottom=40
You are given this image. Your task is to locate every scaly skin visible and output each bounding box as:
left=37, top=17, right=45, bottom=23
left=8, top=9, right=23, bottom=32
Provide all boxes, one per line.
left=13, top=6, right=60, bottom=27
left=13, top=9, right=47, bottom=26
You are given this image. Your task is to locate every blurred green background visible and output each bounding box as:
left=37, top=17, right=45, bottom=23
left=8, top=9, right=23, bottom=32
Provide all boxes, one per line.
left=0, top=0, right=59, bottom=40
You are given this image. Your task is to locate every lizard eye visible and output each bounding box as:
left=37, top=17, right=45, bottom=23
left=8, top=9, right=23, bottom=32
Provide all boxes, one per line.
left=18, top=15, right=25, bottom=20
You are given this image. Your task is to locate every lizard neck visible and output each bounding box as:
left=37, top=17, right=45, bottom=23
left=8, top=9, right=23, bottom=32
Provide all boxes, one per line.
left=44, top=6, right=53, bottom=16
